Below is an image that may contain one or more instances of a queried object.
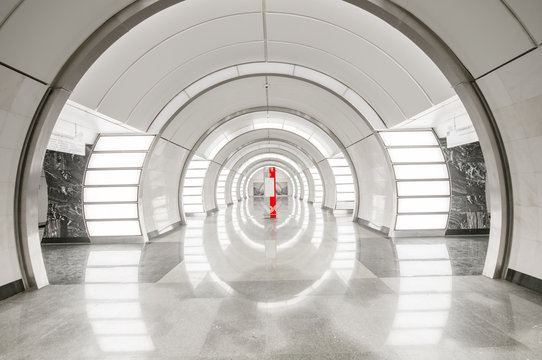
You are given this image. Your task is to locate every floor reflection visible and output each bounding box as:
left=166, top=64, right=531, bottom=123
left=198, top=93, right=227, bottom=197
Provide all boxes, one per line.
left=20, top=198, right=542, bottom=358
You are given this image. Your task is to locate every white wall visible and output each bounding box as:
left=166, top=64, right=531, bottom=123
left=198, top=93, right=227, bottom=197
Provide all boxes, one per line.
left=348, top=135, right=395, bottom=231
left=0, top=64, right=47, bottom=287
left=318, top=160, right=336, bottom=209
left=477, top=47, right=542, bottom=279
left=140, top=138, right=188, bottom=234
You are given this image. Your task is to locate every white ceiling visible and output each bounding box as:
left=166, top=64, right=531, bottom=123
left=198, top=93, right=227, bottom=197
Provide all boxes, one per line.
left=1, top=0, right=538, bottom=152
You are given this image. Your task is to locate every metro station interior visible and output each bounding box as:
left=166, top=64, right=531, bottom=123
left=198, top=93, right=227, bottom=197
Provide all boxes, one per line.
left=1, top=0, right=542, bottom=359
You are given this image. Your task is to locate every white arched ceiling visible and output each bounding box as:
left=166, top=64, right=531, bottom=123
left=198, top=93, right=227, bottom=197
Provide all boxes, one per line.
left=195, top=110, right=340, bottom=160
left=67, top=0, right=461, bottom=133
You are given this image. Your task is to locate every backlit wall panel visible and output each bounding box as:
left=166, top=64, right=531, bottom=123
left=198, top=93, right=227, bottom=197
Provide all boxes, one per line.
left=83, top=134, right=155, bottom=237
left=379, top=130, right=450, bottom=231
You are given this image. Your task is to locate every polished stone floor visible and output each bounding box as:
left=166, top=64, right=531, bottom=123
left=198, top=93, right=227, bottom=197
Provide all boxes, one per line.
left=1, top=198, right=542, bottom=359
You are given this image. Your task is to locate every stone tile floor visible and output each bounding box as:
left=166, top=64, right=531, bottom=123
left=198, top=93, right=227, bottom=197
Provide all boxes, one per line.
left=1, top=199, right=541, bottom=359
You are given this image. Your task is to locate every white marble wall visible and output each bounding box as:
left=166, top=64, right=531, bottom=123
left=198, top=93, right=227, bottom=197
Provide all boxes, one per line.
left=477, top=47, right=542, bottom=279
left=347, top=135, right=395, bottom=232
left=140, top=138, right=188, bottom=234
left=318, top=161, right=336, bottom=210
left=0, top=65, right=47, bottom=286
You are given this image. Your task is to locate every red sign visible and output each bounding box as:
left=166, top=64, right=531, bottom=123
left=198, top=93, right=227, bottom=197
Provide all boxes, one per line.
left=269, top=167, right=276, bottom=218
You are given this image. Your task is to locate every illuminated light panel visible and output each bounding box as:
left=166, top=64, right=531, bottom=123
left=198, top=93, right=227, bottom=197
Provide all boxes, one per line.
left=253, top=117, right=284, bottom=129
left=398, top=197, right=450, bottom=213
left=393, top=164, right=449, bottom=180
left=87, top=220, right=142, bottom=236
left=397, top=181, right=450, bottom=197
left=380, top=131, right=438, bottom=147
left=84, top=187, right=138, bottom=203
left=84, top=204, right=138, bottom=220
left=85, top=170, right=141, bottom=186
left=88, top=153, right=147, bottom=168
left=388, top=148, right=444, bottom=163
left=94, top=136, right=154, bottom=151
left=343, top=88, right=386, bottom=129
left=396, top=214, right=449, bottom=230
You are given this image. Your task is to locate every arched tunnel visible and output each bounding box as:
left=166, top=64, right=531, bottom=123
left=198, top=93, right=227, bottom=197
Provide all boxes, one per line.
left=0, top=0, right=542, bottom=358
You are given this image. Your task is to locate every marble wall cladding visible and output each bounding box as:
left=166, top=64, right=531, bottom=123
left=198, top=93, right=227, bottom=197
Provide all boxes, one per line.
left=42, top=146, right=91, bottom=241
left=440, top=139, right=490, bottom=231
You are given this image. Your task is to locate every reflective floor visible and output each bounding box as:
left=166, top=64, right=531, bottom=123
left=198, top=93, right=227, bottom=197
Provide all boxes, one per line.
left=2, top=198, right=542, bottom=359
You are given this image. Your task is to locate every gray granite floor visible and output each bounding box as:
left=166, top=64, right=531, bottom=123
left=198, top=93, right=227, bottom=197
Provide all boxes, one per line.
left=2, top=198, right=542, bottom=359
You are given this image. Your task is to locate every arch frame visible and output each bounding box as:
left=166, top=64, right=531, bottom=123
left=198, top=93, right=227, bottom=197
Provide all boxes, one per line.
left=15, top=0, right=512, bottom=290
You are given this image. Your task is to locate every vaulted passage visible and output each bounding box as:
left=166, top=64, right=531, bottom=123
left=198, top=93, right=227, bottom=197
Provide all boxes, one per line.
left=1, top=0, right=542, bottom=358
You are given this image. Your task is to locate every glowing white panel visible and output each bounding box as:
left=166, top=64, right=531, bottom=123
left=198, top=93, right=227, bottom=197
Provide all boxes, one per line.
left=380, top=131, right=438, bottom=146
left=183, top=196, right=203, bottom=204
left=334, top=175, right=354, bottom=184
left=84, top=187, right=138, bottom=203
left=85, top=170, right=141, bottom=185
left=344, top=89, right=386, bottom=129
left=207, top=136, right=229, bottom=159
left=336, top=193, right=354, bottom=201
left=397, top=181, right=450, bottom=196
left=184, top=178, right=204, bottom=187
left=87, top=220, right=141, bottom=236
left=84, top=204, right=139, bottom=220
left=237, top=62, right=294, bottom=76
left=396, top=244, right=449, bottom=260
left=94, top=136, right=154, bottom=151
left=88, top=153, right=147, bottom=168
left=398, top=198, right=450, bottom=213
left=337, top=184, right=355, bottom=193
left=149, top=91, right=189, bottom=133
left=183, top=187, right=202, bottom=196
left=185, top=67, right=239, bottom=97
left=331, top=167, right=352, bottom=175
left=394, top=164, right=449, bottom=180
left=185, top=169, right=207, bottom=178
left=294, top=66, right=347, bottom=95
left=396, top=214, right=449, bottom=230
left=388, top=148, right=444, bottom=163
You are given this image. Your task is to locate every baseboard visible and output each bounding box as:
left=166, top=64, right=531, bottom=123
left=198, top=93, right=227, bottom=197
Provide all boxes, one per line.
left=506, top=269, right=542, bottom=294
left=41, top=237, right=90, bottom=244
left=90, top=236, right=143, bottom=244
left=0, top=279, right=24, bottom=301
left=445, top=229, right=490, bottom=235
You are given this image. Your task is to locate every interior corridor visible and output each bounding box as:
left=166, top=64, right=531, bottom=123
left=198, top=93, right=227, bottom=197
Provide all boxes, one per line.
left=1, top=199, right=540, bottom=359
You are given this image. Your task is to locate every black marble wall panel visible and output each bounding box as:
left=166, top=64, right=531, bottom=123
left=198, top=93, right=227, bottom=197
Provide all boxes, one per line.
left=439, top=139, right=490, bottom=232
left=42, top=146, right=91, bottom=243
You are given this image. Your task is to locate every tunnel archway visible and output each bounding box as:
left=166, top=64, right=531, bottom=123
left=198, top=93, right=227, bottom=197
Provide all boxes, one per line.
left=15, top=0, right=511, bottom=290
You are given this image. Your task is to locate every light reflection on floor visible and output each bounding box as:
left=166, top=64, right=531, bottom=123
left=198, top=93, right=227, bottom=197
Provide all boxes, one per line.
left=3, top=198, right=540, bottom=359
